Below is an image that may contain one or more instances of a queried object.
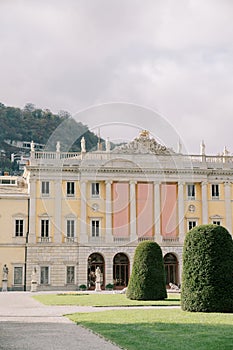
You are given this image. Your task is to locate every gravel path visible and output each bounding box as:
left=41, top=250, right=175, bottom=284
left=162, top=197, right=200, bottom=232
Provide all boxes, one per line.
left=0, top=292, right=122, bottom=350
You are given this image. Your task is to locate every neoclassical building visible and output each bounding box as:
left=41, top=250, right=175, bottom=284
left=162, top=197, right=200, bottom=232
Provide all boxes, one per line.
left=1, top=131, right=233, bottom=291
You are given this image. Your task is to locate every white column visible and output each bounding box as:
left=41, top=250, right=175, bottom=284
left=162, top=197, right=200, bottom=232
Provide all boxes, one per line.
left=178, top=182, right=185, bottom=243
left=154, top=182, right=162, bottom=243
left=130, top=181, right=137, bottom=242
left=224, top=182, right=232, bottom=234
left=105, top=180, right=113, bottom=243
left=201, top=181, right=208, bottom=224
left=28, top=179, right=36, bottom=244
left=80, top=180, right=88, bottom=243
left=54, top=179, right=62, bottom=243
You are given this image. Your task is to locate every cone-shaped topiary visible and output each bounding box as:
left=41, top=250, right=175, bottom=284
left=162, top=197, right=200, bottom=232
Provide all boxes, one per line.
left=181, top=224, right=233, bottom=312
left=126, top=241, right=167, bottom=300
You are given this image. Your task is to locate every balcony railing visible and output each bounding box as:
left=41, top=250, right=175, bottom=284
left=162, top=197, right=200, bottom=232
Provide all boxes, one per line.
left=162, top=237, right=179, bottom=243
left=30, top=150, right=233, bottom=166
left=64, top=236, right=75, bottom=243
left=138, top=236, right=154, bottom=242
left=39, top=236, right=51, bottom=243
left=113, top=237, right=130, bottom=243
left=88, top=236, right=105, bottom=244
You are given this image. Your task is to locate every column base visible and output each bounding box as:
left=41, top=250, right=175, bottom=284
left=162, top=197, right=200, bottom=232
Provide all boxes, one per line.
left=95, top=282, right=101, bottom=292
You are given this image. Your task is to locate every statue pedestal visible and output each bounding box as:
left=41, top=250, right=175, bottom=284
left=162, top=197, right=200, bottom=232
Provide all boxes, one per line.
left=2, top=280, right=7, bottom=292
left=31, top=281, right=37, bottom=292
left=95, top=281, right=101, bottom=292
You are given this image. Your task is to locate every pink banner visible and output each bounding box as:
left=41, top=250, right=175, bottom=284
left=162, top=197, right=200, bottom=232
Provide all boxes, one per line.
left=112, top=182, right=129, bottom=236
left=136, top=183, right=153, bottom=238
left=161, top=183, right=177, bottom=238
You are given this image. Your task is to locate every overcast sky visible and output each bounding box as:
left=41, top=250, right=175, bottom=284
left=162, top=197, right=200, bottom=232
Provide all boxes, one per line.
left=0, top=0, right=233, bottom=154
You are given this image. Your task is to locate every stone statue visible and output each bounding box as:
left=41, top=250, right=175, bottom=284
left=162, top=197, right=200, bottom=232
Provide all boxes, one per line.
left=177, top=139, right=182, bottom=154
left=2, top=264, right=8, bottom=281
left=95, top=266, right=101, bottom=292
left=95, top=266, right=101, bottom=283
left=81, top=137, right=86, bottom=152
left=223, top=146, right=229, bottom=157
left=30, top=140, right=35, bottom=152
left=200, top=140, right=205, bottom=155
left=56, top=141, right=60, bottom=152
left=105, top=137, right=110, bottom=152
left=31, top=267, right=38, bottom=292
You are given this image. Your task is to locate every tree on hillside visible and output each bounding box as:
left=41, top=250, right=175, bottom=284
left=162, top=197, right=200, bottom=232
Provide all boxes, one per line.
left=0, top=102, right=106, bottom=173
left=181, top=224, right=233, bottom=312
left=126, top=241, right=167, bottom=300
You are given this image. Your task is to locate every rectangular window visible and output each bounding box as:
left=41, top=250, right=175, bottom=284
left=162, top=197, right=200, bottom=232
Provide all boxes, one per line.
left=188, top=221, right=197, bottom=231
left=15, top=219, right=24, bottom=237
left=66, top=182, right=75, bottom=196
left=91, top=220, right=100, bottom=237
left=91, top=182, right=100, bottom=197
left=41, top=219, right=49, bottom=238
left=14, top=267, right=23, bottom=285
left=212, top=184, right=219, bottom=199
left=40, top=266, right=49, bottom=284
left=187, top=184, right=195, bottom=199
left=67, top=220, right=75, bottom=238
left=213, top=220, right=221, bottom=225
left=41, top=181, right=50, bottom=195
left=66, top=266, right=75, bottom=284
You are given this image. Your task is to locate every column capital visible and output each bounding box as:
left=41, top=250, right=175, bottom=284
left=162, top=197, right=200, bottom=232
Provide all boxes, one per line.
left=80, top=180, right=88, bottom=184
left=224, top=181, right=231, bottom=187
left=201, top=181, right=208, bottom=187
left=105, top=180, right=113, bottom=185
left=130, top=180, right=137, bottom=185
left=54, top=179, right=62, bottom=184
left=153, top=181, right=161, bottom=185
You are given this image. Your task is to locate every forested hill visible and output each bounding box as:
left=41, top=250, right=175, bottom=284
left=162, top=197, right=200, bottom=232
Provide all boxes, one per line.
left=0, top=102, right=103, bottom=173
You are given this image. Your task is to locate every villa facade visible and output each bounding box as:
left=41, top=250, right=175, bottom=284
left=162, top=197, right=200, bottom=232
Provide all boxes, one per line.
left=1, top=131, right=233, bottom=291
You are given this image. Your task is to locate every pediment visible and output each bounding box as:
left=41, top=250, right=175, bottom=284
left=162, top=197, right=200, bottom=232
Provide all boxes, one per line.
left=113, top=130, right=175, bottom=155
left=210, top=214, right=223, bottom=219
left=104, top=158, right=140, bottom=168
left=39, top=212, right=50, bottom=217
left=12, top=212, right=27, bottom=218
left=64, top=213, right=77, bottom=219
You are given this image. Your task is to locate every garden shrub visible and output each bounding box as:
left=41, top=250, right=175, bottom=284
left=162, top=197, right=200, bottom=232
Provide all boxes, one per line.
left=126, top=241, right=167, bottom=300
left=181, top=224, right=233, bottom=312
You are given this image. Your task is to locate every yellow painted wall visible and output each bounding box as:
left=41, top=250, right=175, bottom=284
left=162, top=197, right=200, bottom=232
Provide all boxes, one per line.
left=86, top=181, right=106, bottom=236
left=208, top=201, right=226, bottom=226
left=0, top=247, right=25, bottom=289
left=61, top=180, right=81, bottom=198
left=0, top=198, right=28, bottom=243
left=184, top=183, right=202, bottom=232
left=207, top=183, right=224, bottom=201
left=61, top=198, right=80, bottom=242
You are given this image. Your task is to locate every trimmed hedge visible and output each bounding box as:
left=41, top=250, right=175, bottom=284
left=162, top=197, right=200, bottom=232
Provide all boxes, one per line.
left=126, top=241, right=167, bottom=300
left=181, top=224, right=233, bottom=312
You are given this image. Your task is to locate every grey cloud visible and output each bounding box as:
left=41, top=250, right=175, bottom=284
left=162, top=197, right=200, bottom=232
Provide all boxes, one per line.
left=0, top=0, right=233, bottom=154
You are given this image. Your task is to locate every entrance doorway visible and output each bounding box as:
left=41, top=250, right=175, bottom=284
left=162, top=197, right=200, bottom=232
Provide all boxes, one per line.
left=164, top=253, right=178, bottom=287
left=113, top=253, right=129, bottom=289
left=87, top=253, right=105, bottom=290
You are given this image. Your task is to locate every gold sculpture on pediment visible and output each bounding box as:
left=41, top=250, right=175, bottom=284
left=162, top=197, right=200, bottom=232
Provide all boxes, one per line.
left=139, top=130, right=149, bottom=138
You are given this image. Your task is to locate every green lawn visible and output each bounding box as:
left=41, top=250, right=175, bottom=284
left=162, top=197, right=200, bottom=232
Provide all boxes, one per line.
left=67, top=308, right=233, bottom=350
left=33, top=292, right=180, bottom=307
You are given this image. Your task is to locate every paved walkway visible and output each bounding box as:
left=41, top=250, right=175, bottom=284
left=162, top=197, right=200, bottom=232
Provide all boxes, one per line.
left=0, top=292, right=122, bottom=350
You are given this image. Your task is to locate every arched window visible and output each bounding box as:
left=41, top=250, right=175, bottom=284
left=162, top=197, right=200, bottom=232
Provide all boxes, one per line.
left=87, top=253, right=105, bottom=290
left=113, top=253, right=129, bottom=289
left=164, top=253, right=178, bottom=286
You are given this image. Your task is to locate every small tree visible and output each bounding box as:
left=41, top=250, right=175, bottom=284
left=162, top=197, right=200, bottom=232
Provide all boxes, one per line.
left=181, top=224, right=233, bottom=312
left=126, top=241, right=167, bottom=300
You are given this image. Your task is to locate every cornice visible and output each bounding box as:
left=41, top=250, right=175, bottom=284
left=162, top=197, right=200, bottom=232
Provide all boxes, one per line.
left=27, top=165, right=233, bottom=178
